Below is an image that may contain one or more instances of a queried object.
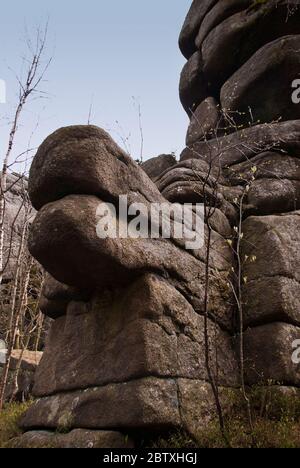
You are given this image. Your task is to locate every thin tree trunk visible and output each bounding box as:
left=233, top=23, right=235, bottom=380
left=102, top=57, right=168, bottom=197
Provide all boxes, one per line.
left=0, top=217, right=29, bottom=409
left=8, top=256, right=34, bottom=403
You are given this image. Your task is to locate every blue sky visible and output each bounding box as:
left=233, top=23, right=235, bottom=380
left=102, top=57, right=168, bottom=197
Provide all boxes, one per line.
left=0, top=0, right=191, bottom=171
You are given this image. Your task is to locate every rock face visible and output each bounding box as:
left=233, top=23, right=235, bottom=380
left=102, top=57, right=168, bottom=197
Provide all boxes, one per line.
left=141, top=154, right=177, bottom=180
left=179, top=0, right=300, bottom=391
left=33, top=274, right=237, bottom=399
left=9, top=430, right=134, bottom=449
left=19, top=125, right=238, bottom=446
left=17, top=0, right=300, bottom=448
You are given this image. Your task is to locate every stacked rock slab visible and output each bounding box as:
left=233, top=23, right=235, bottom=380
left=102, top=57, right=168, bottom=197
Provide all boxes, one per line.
left=179, top=0, right=300, bottom=387
left=18, top=125, right=239, bottom=447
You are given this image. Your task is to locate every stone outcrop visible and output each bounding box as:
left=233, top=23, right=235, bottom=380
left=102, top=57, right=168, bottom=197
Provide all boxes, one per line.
left=8, top=430, right=134, bottom=449
left=221, top=35, right=300, bottom=125
left=16, top=0, right=300, bottom=448
left=18, top=125, right=238, bottom=445
left=141, top=154, right=177, bottom=180
left=179, top=0, right=300, bottom=390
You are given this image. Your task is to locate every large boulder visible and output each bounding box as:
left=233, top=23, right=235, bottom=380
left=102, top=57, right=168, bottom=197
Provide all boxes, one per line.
left=221, top=35, right=300, bottom=125
left=181, top=120, right=300, bottom=167
left=179, top=52, right=209, bottom=116
left=29, top=194, right=233, bottom=327
left=21, top=118, right=238, bottom=439
left=9, top=429, right=134, bottom=449
left=19, top=0, right=300, bottom=444
left=179, top=0, right=218, bottom=59
left=242, top=212, right=300, bottom=284
left=32, top=274, right=238, bottom=398
left=243, top=323, right=300, bottom=386
left=28, top=126, right=234, bottom=329
left=245, top=178, right=300, bottom=216
left=224, top=151, right=300, bottom=215
left=195, top=0, right=252, bottom=49
left=39, top=274, right=90, bottom=319
left=243, top=276, right=300, bottom=328
left=186, top=97, right=223, bottom=145
left=29, top=126, right=163, bottom=211
left=21, top=379, right=240, bottom=439
left=141, top=154, right=177, bottom=181
left=241, top=212, right=300, bottom=328
left=201, top=1, right=300, bottom=91
left=225, top=152, right=300, bottom=185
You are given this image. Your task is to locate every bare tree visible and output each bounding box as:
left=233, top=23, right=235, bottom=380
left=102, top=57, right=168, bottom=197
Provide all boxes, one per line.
left=8, top=267, right=45, bottom=403
left=0, top=24, right=51, bottom=409
left=0, top=191, right=32, bottom=409
left=0, top=23, right=51, bottom=286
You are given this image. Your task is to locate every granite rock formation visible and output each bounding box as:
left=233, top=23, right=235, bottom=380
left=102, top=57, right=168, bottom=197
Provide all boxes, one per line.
left=16, top=0, right=300, bottom=447
left=179, top=0, right=300, bottom=389
left=19, top=125, right=238, bottom=444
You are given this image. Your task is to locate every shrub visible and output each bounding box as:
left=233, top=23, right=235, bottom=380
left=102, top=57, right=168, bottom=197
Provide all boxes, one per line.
left=0, top=401, right=32, bottom=448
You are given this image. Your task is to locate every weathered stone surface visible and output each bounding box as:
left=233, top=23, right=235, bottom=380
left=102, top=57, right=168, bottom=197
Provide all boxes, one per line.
left=186, top=97, right=222, bottom=145
left=179, top=0, right=218, bottom=59
left=29, top=125, right=163, bottom=211
left=29, top=194, right=198, bottom=291
left=243, top=323, right=300, bottom=386
left=202, top=1, right=300, bottom=90
left=39, top=296, right=67, bottom=320
left=9, top=430, right=134, bottom=449
left=241, top=212, right=300, bottom=330
left=28, top=127, right=234, bottom=311
left=29, top=193, right=233, bottom=323
left=225, top=152, right=300, bottom=185
left=42, top=274, right=87, bottom=303
left=242, top=212, right=300, bottom=284
left=20, top=0, right=300, bottom=441
left=156, top=158, right=223, bottom=192
left=40, top=274, right=90, bottom=319
left=246, top=178, right=300, bottom=216
left=21, top=378, right=182, bottom=431
left=141, top=154, right=177, bottom=181
left=243, top=276, right=300, bottom=328
left=221, top=35, right=300, bottom=125
left=223, top=153, right=300, bottom=214
left=21, top=378, right=240, bottom=437
left=179, top=51, right=209, bottom=116
left=32, top=274, right=238, bottom=398
left=155, top=159, right=237, bottom=225
left=195, top=0, right=252, bottom=49
left=178, top=380, right=238, bottom=439
left=181, top=120, right=300, bottom=167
